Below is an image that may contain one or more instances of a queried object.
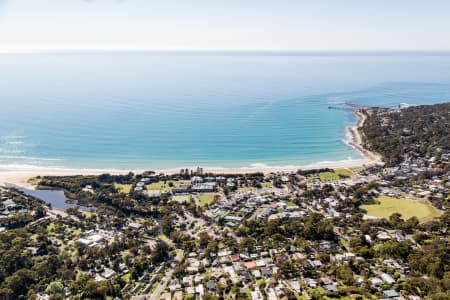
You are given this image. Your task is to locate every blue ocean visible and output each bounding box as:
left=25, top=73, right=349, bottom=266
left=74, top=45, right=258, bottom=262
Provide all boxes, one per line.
left=0, top=52, right=450, bottom=171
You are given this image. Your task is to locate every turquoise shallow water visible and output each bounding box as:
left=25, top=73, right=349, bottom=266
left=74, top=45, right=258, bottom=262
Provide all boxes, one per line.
left=0, top=53, right=450, bottom=170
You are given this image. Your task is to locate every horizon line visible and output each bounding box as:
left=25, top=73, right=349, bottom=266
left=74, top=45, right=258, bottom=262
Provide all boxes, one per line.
left=1, top=49, right=450, bottom=56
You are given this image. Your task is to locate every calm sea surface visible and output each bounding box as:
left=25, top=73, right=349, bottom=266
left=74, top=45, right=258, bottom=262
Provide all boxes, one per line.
left=0, top=52, right=450, bottom=170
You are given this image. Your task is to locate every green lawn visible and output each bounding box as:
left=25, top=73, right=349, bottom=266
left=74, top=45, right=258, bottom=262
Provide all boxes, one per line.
left=261, top=182, right=274, bottom=188
left=256, top=278, right=266, bottom=286
left=319, top=168, right=356, bottom=181
left=114, top=183, right=132, bottom=194
left=172, top=195, right=191, bottom=203
left=121, top=273, right=131, bottom=283
left=361, top=196, right=442, bottom=222
left=147, top=180, right=179, bottom=191
left=198, top=194, right=216, bottom=207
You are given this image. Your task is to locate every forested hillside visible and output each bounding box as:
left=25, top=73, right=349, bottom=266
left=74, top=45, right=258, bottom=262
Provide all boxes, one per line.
left=360, top=103, right=450, bottom=166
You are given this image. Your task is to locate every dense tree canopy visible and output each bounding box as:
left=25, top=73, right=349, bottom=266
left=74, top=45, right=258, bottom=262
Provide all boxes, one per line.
left=360, top=103, right=450, bottom=166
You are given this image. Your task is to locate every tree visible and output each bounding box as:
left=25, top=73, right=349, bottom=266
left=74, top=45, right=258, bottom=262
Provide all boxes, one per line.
left=198, top=231, right=211, bottom=248
left=277, top=259, right=298, bottom=278
left=0, top=288, right=13, bottom=300
left=173, top=264, right=186, bottom=279
left=84, top=279, right=109, bottom=299
left=283, top=288, right=297, bottom=300
left=303, top=213, right=335, bottom=241
left=238, top=237, right=256, bottom=253
left=203, top=293, right=219, bottom=300
left=130, top=268, right=139, bottom=281
left=402, top=216, right=419, bottom=233
left=46, top=280, right=64, bottom=295
left=378, top=240, right=412, bottom=259
left=160, top=214, right=173, bottom=235
left=151, top=241, right=169, bottom=263
left=3, top=269, right=35, bottom=296
left=389, top=212, right=403, bottom=227
left=336, top=264, right=355, bottom=286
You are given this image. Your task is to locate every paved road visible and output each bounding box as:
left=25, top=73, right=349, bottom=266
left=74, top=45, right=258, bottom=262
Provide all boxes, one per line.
left=149, top=271, right=172, bottom=300
left=148, top=250, right=184, bottom=300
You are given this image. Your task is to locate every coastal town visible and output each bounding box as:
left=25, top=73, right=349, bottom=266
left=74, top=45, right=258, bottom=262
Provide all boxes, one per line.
left=0, top=103, right=449, bottom=300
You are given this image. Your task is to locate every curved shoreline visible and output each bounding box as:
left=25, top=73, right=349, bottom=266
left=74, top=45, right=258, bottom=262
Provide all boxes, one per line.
left=345, top=109, right=383, bottom=165
left=0, top=109, right=382, bottom=186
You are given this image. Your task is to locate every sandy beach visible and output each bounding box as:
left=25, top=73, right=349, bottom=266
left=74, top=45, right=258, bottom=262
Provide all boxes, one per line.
left=345, top=109, right=383, bottom=164
left=0, top=109, right=382, bottom=188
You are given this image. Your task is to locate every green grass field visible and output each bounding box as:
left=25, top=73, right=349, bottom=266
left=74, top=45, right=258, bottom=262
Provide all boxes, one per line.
left=147, top=180, right=179, bottom=191
left=261, top=182, right=274, bottom=188
left=121, top=273, right=131, bottom=283
left=361, top=196, right=441, bottom=222
left=237, top=182, right=274, bottom=192
left=172, top=195, right=191, bottom=203
left=114, top=183, right=132, bottom=194
left=318, top=168, right=356, bottom=181
left=198, top=194, right=216, bottom=206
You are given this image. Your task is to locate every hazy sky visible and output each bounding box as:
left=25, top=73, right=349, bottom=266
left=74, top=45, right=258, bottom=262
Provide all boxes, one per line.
left=1, top=0, right=450, bottom=52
